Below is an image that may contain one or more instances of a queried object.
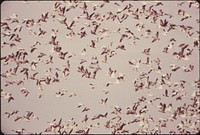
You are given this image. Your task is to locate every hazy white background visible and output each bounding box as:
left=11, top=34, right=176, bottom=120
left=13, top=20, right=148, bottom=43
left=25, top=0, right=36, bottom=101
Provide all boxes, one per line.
left=1, top=1, right=199, bottom=134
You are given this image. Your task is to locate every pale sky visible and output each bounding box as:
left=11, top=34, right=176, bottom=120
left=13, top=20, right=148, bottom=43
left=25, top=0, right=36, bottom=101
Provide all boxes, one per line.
left=1, top=1, right=200, bottom=134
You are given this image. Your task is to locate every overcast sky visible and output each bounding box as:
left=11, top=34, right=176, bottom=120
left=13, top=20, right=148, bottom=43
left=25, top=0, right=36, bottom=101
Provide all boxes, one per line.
left=1, top=1, right=200, bottom=134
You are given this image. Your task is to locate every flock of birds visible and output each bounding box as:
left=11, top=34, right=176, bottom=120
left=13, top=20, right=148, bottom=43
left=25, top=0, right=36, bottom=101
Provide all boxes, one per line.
left=1, top=0, right=200, bottom=134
